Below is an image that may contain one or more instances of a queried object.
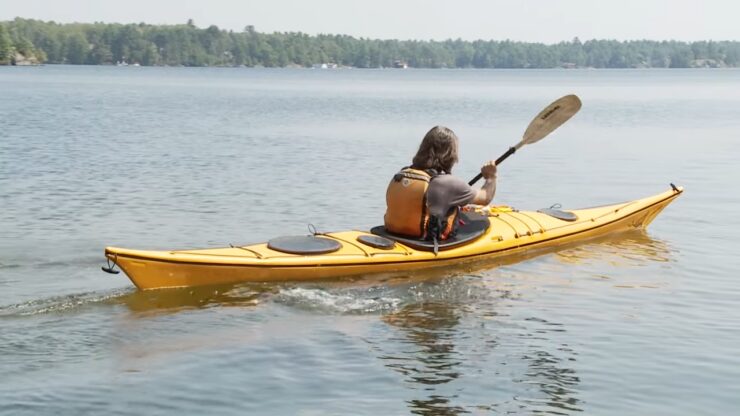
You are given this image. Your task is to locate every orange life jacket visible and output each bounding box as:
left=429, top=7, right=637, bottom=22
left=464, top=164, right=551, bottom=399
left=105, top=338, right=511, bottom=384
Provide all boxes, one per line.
left=384, top=167, right=458, bottom=240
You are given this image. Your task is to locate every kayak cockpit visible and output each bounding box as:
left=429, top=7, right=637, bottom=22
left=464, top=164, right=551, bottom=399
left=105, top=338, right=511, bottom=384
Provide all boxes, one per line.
left=370, top=211, right=490, bottom=252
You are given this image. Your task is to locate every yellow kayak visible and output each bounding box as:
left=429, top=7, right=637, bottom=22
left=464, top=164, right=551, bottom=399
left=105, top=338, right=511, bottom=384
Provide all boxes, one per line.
left=104, top=186, right=682, bottom=290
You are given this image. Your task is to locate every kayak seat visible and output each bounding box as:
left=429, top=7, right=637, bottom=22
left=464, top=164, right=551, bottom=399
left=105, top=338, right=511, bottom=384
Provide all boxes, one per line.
left=370, top=211, right=490, bottom=252
left=267, top=235, right=342, bottom=255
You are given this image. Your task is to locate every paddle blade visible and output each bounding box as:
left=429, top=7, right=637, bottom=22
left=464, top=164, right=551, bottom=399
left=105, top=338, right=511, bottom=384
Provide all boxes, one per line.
left=468, top=94, right=582, bottom=186
left=519, top=94, right=582, bottom=148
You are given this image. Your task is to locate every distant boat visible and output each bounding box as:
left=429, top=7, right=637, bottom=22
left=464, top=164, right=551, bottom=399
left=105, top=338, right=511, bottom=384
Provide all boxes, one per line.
left=392, top=60, right=408, bottom=69
left=116, top=61, right=141, bottom=67
left=312, top=63, right=338, bottom=69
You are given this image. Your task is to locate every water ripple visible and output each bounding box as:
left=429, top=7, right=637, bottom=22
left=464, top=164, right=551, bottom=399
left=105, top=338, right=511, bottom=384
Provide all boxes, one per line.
left=1, top=66, right=738, bottom=416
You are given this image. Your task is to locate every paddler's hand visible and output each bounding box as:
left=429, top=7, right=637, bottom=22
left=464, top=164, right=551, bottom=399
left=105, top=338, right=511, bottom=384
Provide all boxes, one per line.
left=480, top=161, right=497, bottom=180
left=472, top=161, right=497, bottom=205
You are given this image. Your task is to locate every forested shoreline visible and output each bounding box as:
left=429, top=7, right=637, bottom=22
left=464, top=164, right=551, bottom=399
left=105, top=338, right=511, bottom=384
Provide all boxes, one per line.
left=1, top=17, right=739, bottom=68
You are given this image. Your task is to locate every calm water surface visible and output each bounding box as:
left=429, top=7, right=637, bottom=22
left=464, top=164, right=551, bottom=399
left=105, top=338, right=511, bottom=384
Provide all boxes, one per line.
left=1, top=66, right=739, bottom=415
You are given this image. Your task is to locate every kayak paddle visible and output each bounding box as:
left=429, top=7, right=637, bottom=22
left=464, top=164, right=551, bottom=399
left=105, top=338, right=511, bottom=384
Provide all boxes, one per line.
left=468, top=94, right=582, bottom=186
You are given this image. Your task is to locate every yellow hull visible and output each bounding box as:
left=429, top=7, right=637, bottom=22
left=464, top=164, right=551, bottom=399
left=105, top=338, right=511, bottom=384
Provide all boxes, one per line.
left=105, top=187, right=682, bottom=290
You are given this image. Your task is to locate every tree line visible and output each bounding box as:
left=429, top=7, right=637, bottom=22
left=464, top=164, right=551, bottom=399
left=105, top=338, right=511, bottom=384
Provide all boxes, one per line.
left=2, top=17, right=739, bottom=68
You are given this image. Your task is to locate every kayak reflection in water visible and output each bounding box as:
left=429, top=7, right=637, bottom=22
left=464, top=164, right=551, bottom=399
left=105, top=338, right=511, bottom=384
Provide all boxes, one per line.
left=384, top=125, right=497, bottom=242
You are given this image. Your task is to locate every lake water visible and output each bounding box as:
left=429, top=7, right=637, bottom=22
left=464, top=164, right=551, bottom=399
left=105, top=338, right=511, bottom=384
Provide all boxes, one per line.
left=1, top=66, right=739, bottom=415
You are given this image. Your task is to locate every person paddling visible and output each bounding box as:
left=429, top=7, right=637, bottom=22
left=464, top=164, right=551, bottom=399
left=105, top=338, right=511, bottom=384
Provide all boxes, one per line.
left=384, top=126, right=497, bottom=242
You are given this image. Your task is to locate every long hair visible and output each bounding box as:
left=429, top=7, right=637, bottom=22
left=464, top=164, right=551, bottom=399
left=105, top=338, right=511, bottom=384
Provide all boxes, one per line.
left=411, top=126, right=459, bottom=174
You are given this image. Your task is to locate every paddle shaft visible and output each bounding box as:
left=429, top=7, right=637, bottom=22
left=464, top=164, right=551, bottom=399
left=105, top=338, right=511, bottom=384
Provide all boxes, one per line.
left=467, top=146, right=516, bottom=186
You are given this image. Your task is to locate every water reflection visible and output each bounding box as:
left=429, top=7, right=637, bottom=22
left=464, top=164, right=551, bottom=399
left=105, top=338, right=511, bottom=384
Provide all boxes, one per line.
left=554, top=231, right=673, bottom=266
left=406, top=397, right=468, bottom=416
left=517, top=318, right=581, bottom=414
left=109, top=282, right=275, bottom=317
left=381, top=301, right=466, bottom=415
left=383, top=302, right=463, bottom=385
left=378, top=287, right=584, bottom=414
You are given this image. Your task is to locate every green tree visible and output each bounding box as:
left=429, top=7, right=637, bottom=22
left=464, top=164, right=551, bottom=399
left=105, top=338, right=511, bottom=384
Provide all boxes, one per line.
left=141, top=42, right=160, bottom=65
left=88, top=43, right=113, bottom=64
left=669, top=47, right=692, bottom=68
left=725, top=44, right=739, bottom=66
left=454, top=41, right=475, bottom=67
left=0, top=25, right=12, bottom=63
left=65, top=31, right=89, bottom=64
left=36, top=32, right=62, bottom=63
left=3, top=18, right=740, bottom=68
left=14, top=36, right=35, bottom=56
left=650, top=48, right=668, bottom=67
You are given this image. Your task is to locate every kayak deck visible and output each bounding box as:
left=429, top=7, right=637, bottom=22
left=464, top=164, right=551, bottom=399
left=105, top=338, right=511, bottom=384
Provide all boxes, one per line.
left=105, top=186, right=682, bottom=290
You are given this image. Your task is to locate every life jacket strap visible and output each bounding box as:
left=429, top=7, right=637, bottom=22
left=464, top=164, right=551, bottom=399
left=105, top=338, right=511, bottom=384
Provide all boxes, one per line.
left=426, top=207, right=460, bottom=254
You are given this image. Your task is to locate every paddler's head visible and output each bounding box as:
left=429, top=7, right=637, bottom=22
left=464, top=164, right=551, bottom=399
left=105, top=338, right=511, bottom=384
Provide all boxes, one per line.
left=412, top=126, right=459, bottom=174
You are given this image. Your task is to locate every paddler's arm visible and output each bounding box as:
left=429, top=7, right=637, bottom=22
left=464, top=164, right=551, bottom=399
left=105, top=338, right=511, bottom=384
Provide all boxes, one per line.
left=471, top=161, right=497, bottom=205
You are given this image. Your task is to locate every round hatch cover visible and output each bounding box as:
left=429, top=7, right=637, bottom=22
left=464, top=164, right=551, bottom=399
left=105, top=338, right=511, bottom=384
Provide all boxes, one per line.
left=267, top=235, right=342, bottom=255
left=357, top=234, right=395, bottom=250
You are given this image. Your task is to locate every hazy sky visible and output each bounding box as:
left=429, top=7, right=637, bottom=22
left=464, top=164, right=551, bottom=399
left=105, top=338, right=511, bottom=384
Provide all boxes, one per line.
left=1, top=0, right=738, bottom=43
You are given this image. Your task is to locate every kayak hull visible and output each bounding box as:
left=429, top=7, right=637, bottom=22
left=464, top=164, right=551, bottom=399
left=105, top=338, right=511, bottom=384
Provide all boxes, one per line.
left=105, top=187, right=682, bottom=290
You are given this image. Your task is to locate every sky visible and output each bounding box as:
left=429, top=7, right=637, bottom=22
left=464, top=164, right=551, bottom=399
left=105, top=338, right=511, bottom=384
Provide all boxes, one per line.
left=1, top=0, right=738, bottom=43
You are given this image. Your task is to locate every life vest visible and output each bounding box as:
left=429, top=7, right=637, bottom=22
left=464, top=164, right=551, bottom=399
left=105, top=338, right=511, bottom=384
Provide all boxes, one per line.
left=384, top=167, right=459, bottom=241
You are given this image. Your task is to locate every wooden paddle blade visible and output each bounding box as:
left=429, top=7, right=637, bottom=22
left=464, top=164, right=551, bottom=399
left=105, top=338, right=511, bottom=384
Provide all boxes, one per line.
left=519, top=94, right=582, bottom=147
left=468, top=94, right=582, bottom=186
